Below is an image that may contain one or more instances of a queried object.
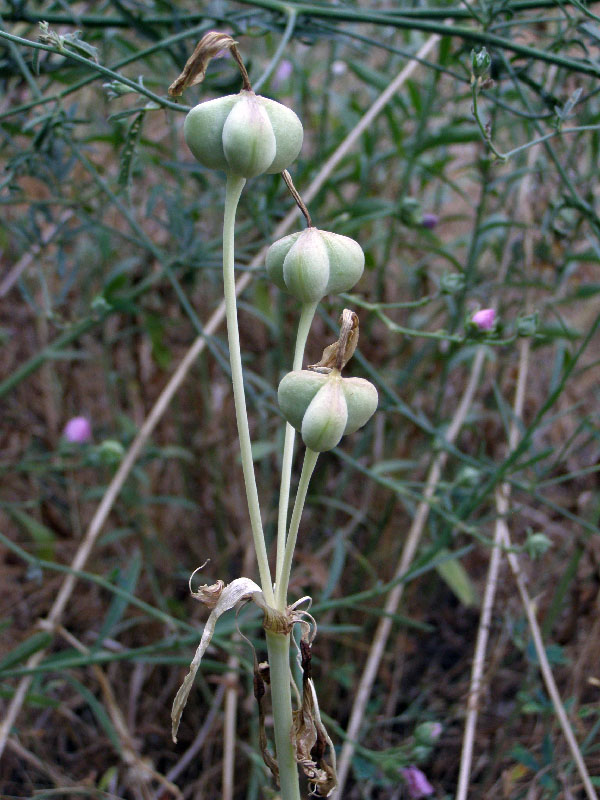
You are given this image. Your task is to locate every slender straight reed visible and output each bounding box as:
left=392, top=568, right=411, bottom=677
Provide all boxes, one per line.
left=222, top=174, right=274, bottom=606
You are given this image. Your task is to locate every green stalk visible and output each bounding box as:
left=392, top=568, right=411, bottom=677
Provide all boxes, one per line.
left=276, top=447, right=319, bottom=609
left=265, top=629, right=301, bottom=800
left=275, top=301, right=318, bottom=601
left=253, top=7, right=297, bottom=93
left=223, top=174, right=274, bottom=606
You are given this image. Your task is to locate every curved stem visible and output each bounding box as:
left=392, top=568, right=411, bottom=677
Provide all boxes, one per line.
left=275, top=302, right=317, bottom=603
left=472, top=84, right=507, bottom=161
left=265, top=630, right=301, bottom=800
left=253, top=7, right=297, bottom=93
left=276, top=447, right=319, bottom=609
left=223, top=174, right=274, bottom=606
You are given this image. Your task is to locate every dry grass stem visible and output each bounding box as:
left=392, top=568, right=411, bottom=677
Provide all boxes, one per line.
left=335, top=346, right=487, bottom=796
left=456, top=124, right=539, bottom=800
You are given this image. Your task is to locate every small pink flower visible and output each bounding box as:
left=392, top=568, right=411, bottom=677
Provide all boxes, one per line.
left=428, top=722, right=442, bottom=742
left=272, top=59, right=293, bottom=88
left=402, top=765, right=434, bottom=798
left=471, top=308, right=496, bottom=331
left=421, top=212, right=439, bottom=230
left=63, top=416, right=92, bottom=444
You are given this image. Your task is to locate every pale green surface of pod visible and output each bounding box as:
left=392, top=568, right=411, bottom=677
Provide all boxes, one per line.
left=183, top=91, right=303, bottom=178
left=278, top=370, right=378, bottom=451
left=222, top=94, right=277, bottom=178
left=301, top=375, right=348, bottom=452
left=340, top=377, right=379, bottom=434
left=265, top=231, right=302, bottom=291
left=320, top=231, right=365, bottom=294
left=266, top=228, right=364, bottom=301
left=183, top=95, right=238, bottom=172
left=260, top=96, right=304, bottom=174
left=283, top=228, right=330, bottom=304
left=277, top=370, right=327, bottom=430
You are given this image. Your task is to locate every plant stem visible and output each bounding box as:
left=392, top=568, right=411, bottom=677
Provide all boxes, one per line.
left=223, top=174, right=274, bottom=606
left=276, top=447, right=319, bottom=609
left=253, top=6, right=297, bottom=93
left=265, top=630, right=301, bottom=800
left=0, top=28, right=185, bottom=111
left=275, top=301, right=317, bottom=601
left=472, top=84, right=507, bottom=161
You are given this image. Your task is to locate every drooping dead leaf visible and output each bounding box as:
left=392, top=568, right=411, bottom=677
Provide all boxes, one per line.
left=168, top=31, right=238, bottom=97
left=171, top=576, right=262, bottom=742
left=291, top=639, right=338, bottom=796
left=253, top=651, right=280, bottom=784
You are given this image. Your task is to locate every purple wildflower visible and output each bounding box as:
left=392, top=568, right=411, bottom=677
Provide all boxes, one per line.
left=402, top=765, right=435, bottom=798
left=272, top=59, right=293, bottom=89
left=421, top=212, right=439, bottom=230
left=63, top=416, right=92, bottom=444
left=471, top=308, right=496, bottom=331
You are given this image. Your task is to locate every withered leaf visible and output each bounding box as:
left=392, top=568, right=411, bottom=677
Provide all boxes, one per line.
left=168, top=31, right=237, bottom=97
left=171, top=576, right=262, bottom=742
left=292, top=638, right=338, bottom=796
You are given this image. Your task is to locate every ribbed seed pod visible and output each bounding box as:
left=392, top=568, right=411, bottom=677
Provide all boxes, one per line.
left=266, top=228, right=364, bottom=302
left=278, top=369, right=378, bottom=452
left=184, top=91, right=303, bottom=178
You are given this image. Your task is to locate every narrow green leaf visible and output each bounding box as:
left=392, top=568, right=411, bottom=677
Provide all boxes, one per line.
left=0, top=631, right=53, bottom=673
left=435, top=549, right=478, bottom=607
left=8, top=508, right=55, bottom=561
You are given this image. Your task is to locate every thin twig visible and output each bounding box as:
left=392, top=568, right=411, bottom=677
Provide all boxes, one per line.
left=7, top=737, right=75, bottom=787
left=499, top=498, right=598, bottom=800
left=0, top=32, right=440, bottom=760
left=0, top=210, right=73, bottom=297
left=456, top=109, right=540, bottom=798
left=281, top=170, right=312, bottom=228
left=222, top=655, right=240, bottom=800
left=162, top=684, right=226, bottom=788
left=455, top=340, right=528, bottom=800
left=335, top=346, right=487, bottom=797
left=222, top=545, right=254, bottom=800
left=42, top=622, right=181, bottom=799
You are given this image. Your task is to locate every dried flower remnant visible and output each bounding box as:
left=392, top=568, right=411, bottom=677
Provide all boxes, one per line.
left=63, top=416, right=92, bottom=444
left=168, top=32, right=249, bottom=96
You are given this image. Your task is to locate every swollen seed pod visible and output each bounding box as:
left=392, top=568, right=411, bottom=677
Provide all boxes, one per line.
left=301, top=375, right=348, bottom=452
left=278, top=370, right=378, bottom=452
left=184, top=90, right=303, bottom=179
left=266, top=228, right=364, bottom=303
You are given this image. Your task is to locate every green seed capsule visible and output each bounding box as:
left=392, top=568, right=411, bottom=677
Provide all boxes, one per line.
left=301, top=375, right=348, bottom=452
left=184, top=91, right=303, bottom=178
left=278, top=369, right=378, bottom=452
left=266, top=228, right=364, bottom=302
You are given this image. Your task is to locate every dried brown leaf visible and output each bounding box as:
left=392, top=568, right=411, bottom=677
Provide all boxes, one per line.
left=168, top=31, right=237, bottom=97
left=171, top=576, right=262, bottom=742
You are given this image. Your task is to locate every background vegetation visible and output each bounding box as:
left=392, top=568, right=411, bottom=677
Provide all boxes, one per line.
left=1, top=1, right=599, bottom=798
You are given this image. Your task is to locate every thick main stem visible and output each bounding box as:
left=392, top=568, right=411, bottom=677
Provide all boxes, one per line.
left=275, top=302, right=318, bottom=599
left=265, top=630, right=301, bottom=800
left=223, top=174, right=274, bottom=606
